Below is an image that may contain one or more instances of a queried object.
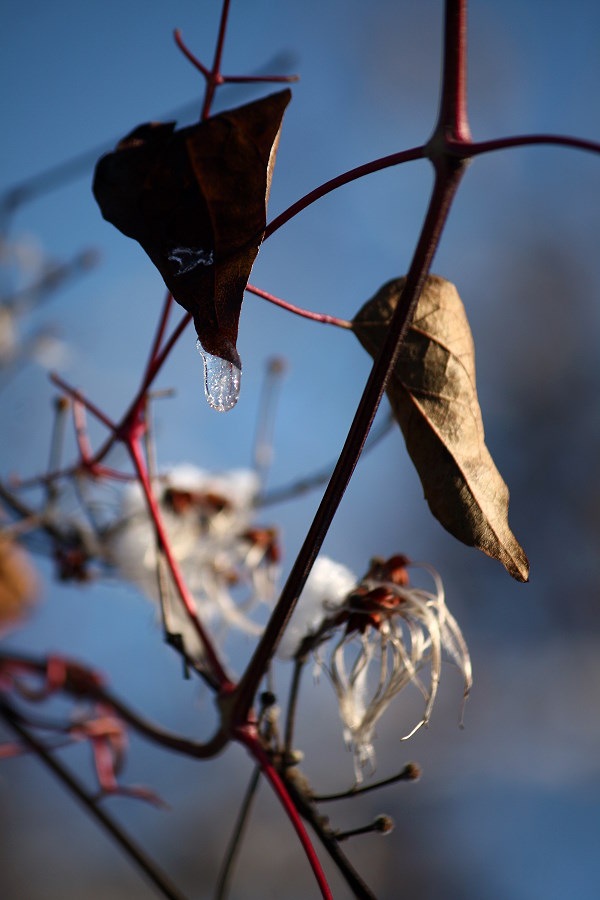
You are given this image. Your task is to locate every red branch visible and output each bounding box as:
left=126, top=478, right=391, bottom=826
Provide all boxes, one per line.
left=236, top=727, right=332, bottom=899
left=126, top=438, right=233, bottom=692
left=175, top=0, right=297, bottom=124
left=0, top=653, right=227, bottom=758
left=246, top=283, right=352, bottom=329
left=264, top=146, right=426, bottom=240
left=465, top=132, right=600, bottom=159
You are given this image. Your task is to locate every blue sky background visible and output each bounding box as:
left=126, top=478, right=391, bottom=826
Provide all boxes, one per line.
left=1, top=1, right=600, bottom=897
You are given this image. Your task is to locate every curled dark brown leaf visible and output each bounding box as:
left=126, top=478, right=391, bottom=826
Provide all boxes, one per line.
left=93, top=90, right=292, bottom=368
left=353, top=275, right=529, bottom=582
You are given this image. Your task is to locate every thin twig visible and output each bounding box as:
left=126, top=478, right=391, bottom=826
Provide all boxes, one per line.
left=264, top=146, right=426, bottom=241
left=173, top=29, right=212, bottom=78
left=49, top=373, right=117, bottom=433
left=258, top=414, right=394, bottom=507
left=246, top=284, right=352, bottom=329
left=283, top=772, right=378, bottom=900
left=201, top=0, right=232, bottom=120
left=284, top=656, right=305, bottom=760
left=252, top=357, right=287, bottom=487
left=0, top=651, right=227, bottom=759
left=143, top=397, right=173, bottom=641
left=127, top=438, right=232, bottom=691
left=336, top=817, right=392, bottom=842
left=145, top=292, right=174, bottom=372
left=465, top=133, right=600, bottom=159
left=0, top=700, right=188, bottom=900
left=215, top=766, right=261, bottom=900
left=313, top=763, right=420, bottom=803
left=235, top=728, right=332, bottom=900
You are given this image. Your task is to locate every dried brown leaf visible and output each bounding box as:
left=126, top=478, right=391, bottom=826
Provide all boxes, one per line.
left=0, top=537, right=39, bottom=634
left=353, top=275, right=529, bottom=582
left=93, top=90, right=292, bottom=367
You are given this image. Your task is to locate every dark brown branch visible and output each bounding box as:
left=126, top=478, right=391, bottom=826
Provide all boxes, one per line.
left=234, top=161, right=467, bottom=723
left=284, top=771, right=378, bottom=900
left=0, top=700, right=188, bottom=900
left=435, top=0, right=471, bottom=142
left=0, top=652, right=227, bottom=759
left=313, top=763, right=420, bottom=803
left=215, top=766, right=261, bottom=899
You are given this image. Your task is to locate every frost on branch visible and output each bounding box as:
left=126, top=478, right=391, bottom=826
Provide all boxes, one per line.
left=290, top=555, right=471, bottom=783
left=93, top=91, right=292, bottom=378
left=353, top=276, right=529, bottom=582
left=104, top=465, right=279, bottom=664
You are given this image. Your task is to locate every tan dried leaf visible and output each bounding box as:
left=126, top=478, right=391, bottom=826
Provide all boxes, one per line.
left=0, top=537, right=39, bottom=633
left=353, top=275, right=529, bottom=582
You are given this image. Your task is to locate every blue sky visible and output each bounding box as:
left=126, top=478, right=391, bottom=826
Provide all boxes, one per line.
left=2, top=1, right=600, bottom=897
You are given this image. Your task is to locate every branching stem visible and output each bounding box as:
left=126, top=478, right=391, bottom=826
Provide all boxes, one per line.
left=0, top=652, right=226, bottom=758
left=126, top=438, right=232, bottom=692
left=0, top=701, right=189, bottom=900
left=232, top=0, right=471, bottom=725
left=235, top=727, right=332, bottom=900
left=215, top=766, right=261, bottom=900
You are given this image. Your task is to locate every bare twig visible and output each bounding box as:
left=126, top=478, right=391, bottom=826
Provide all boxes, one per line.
left=313, top=763, right=420, bottom=803
left=246, top=284, right=352, bottom=329
left=258, top=413, right=394, bottom=508
left=0, top=700, right=188, bottom=900
left=215, top=766, right=261, bottom=900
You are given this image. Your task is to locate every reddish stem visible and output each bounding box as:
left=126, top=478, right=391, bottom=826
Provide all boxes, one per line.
left=49, top=373, right=117, bottom=433
left=0, top=702, right=188, bottom=900
left=264, top=145, right=426, bottom=241
left=139, top=311, right=192, bottom=397
left=236, top=727, right=332, bottom=900
left=202, top=0, right=232, bottom=120
left=145, top=291, right=174, bottom=371
left=234, top=0, right=470, bottom=720
left=173, top=28, right=212, bottom=78
left=71, top=400, right=129, bottom=481
left=1, top=653, right=227, bottom=759
left=236, top=164, right=467, bottom=720
left=174, top=25, right=297, bottom=95
left=435, top=0, right=471, bottom=142
left=464, top=133, right=600, bottom=159
left=246, top=284, right=352, bottom=329
left=77, top=310, right=193, bottom=478
left=72, top=399, right=94, bottom=467
left=127, top=438, right=233, bottom=692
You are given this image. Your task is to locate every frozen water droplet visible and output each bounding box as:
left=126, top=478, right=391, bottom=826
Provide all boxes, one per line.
left=196, top=340, right=241, bottom=412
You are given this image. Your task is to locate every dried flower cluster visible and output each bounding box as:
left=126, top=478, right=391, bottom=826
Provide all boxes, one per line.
left=104, top=464, right=280, bottom=663
left=292, top=555, right=472, bottom=781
